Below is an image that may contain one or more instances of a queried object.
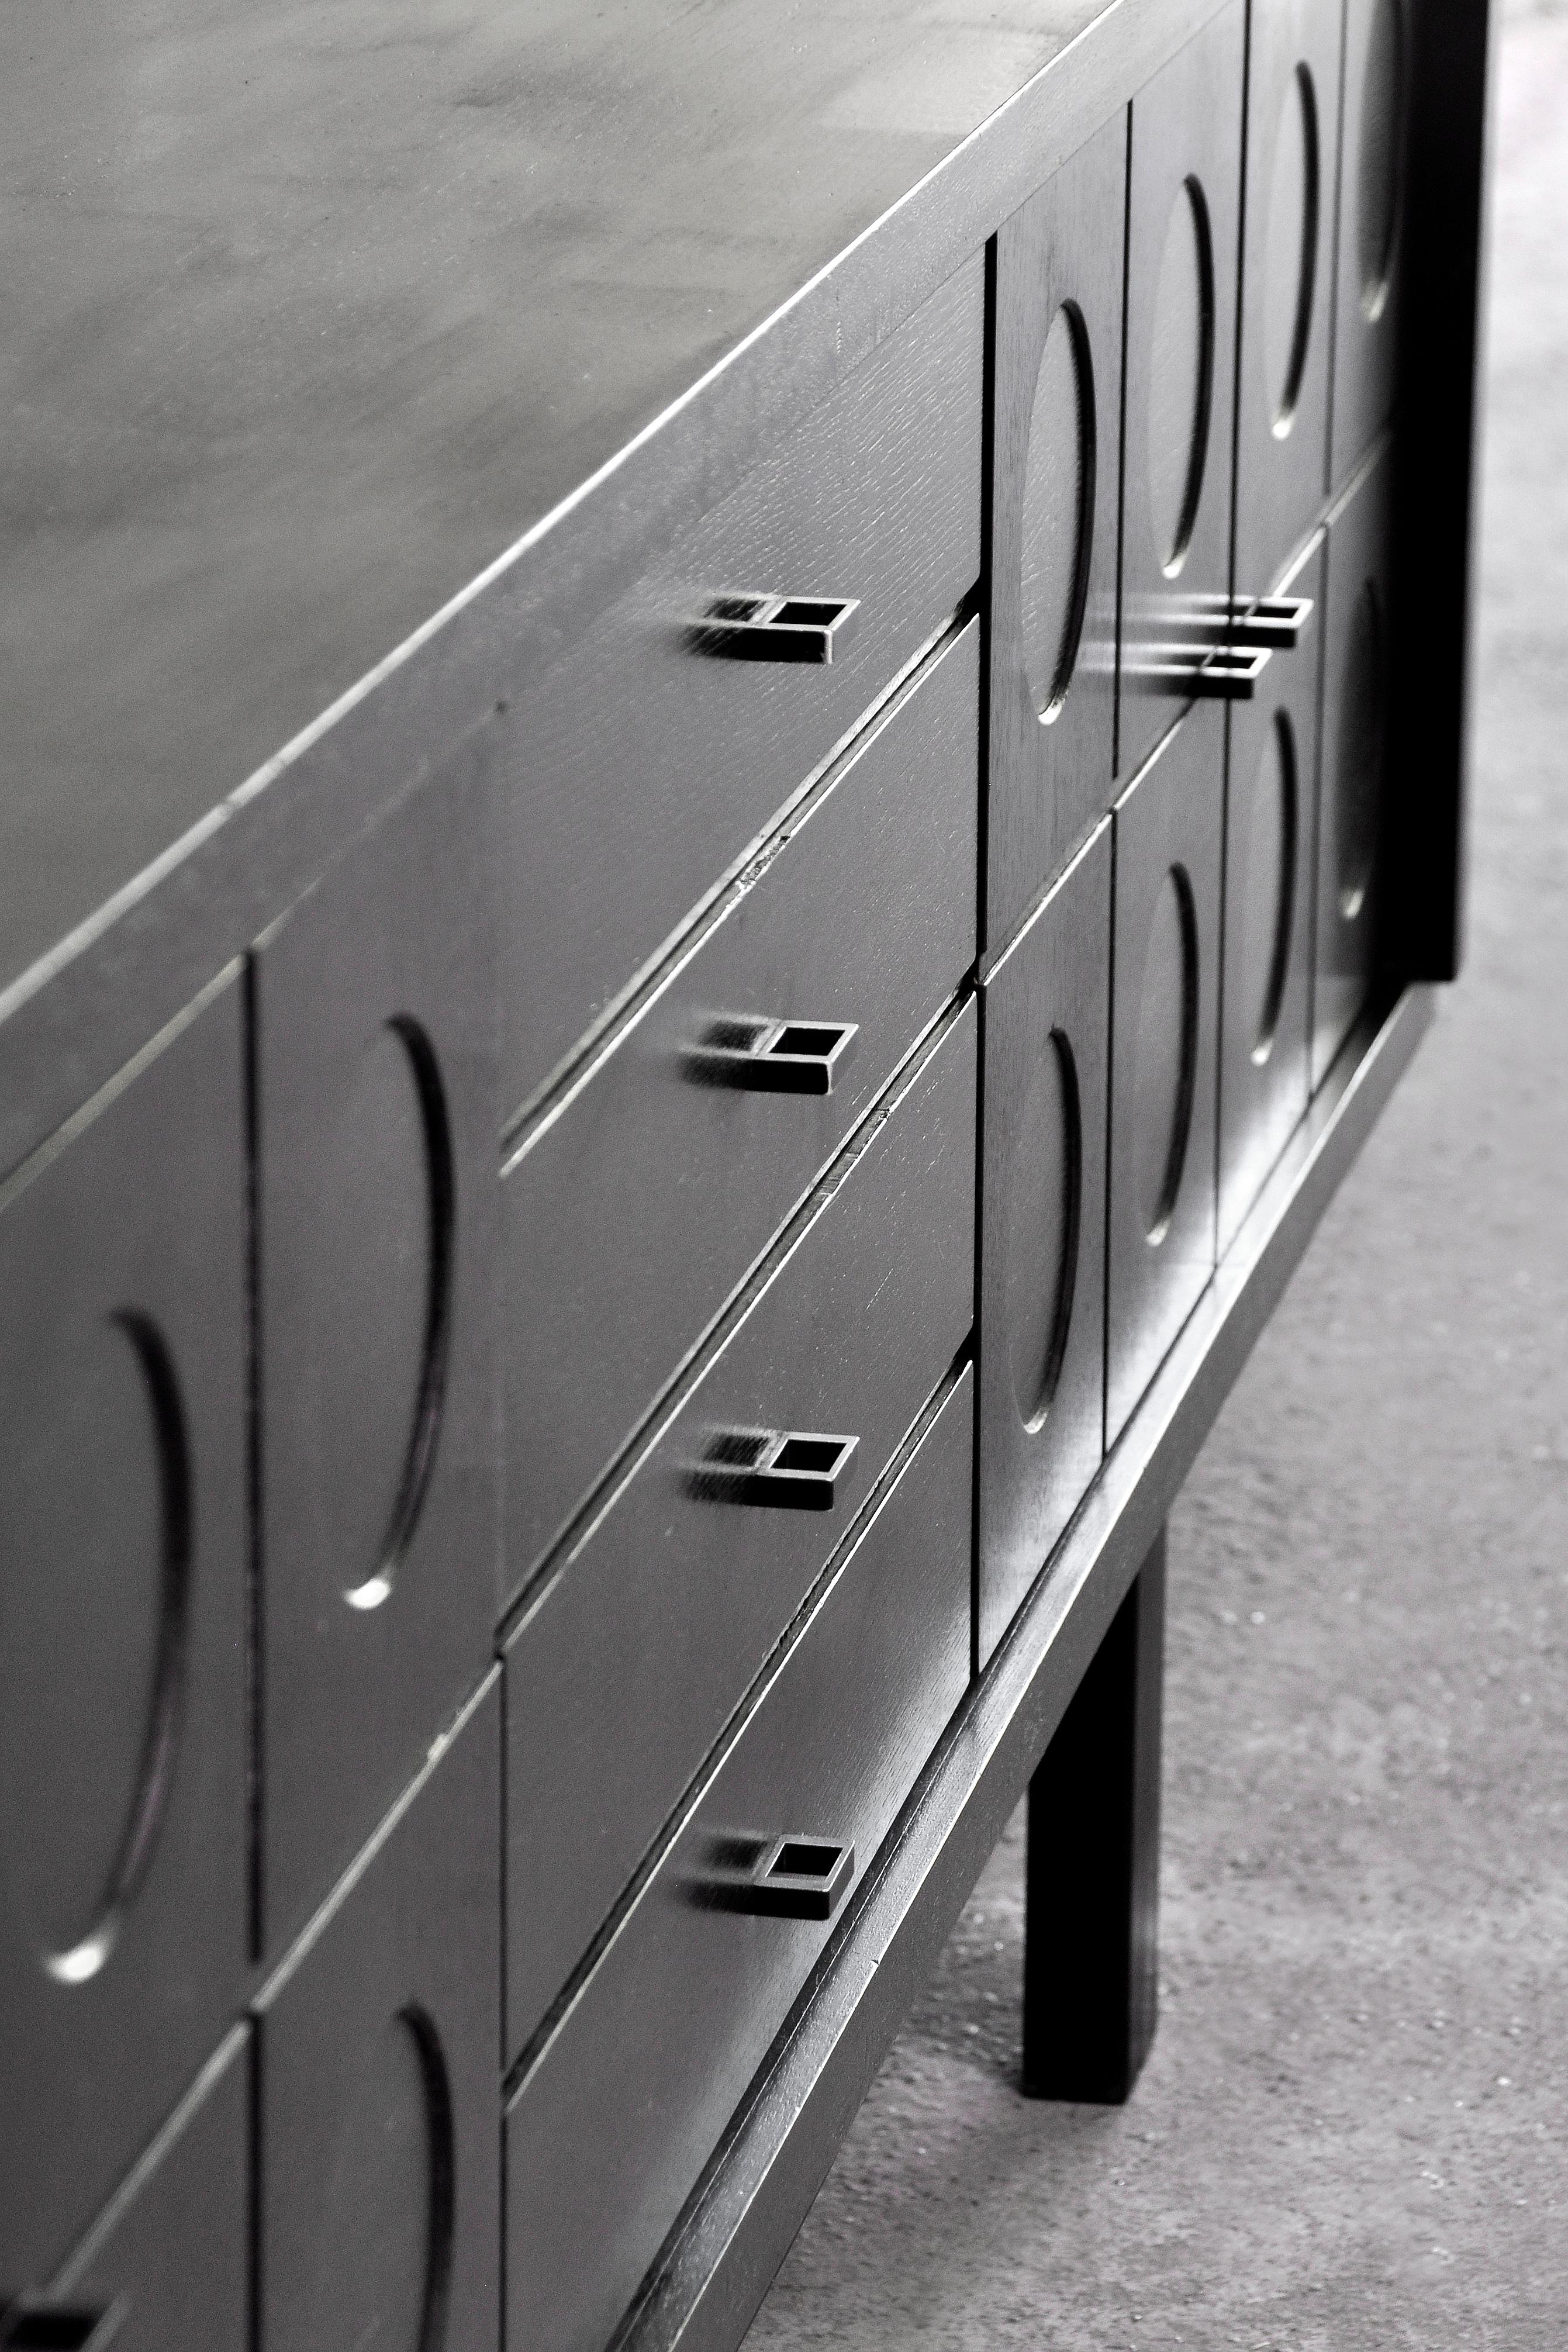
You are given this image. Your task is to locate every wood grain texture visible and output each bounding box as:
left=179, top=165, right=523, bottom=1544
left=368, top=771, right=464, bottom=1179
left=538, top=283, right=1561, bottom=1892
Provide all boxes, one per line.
left=1218, top=536, right=1322, bottom=1249
left=1331, top=0, right=1410, bottom=491
left=0, top=976, right=248, bottom=2289
left=255, top=741, right=500, bottom=1957
left=255, top=1674, right=500, bottom=2352
left=986, top=110, right=1127, bottom=955
left=506, top=1370, right=972, bottom=2352
left=1313, top=441, right=1394, bottom=1085
left=1106, top=704, right=1224, bottom=1443
left=1119, top=2, right=1246, bottom=782
left=503, top=1004, right=976, bottom=2066
left=502, top=622, right=978, bottom=1599
left=1233, top=0, right=1343, bottom=598
left=978, top=822, right=1111, bottom=1665
left=499, top=260, right=982, bottom=1116
left=25, top=2031, right=250, bottom=2352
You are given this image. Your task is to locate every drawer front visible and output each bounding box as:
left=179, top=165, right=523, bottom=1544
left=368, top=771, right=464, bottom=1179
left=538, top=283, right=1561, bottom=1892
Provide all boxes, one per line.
left=1107, top=706, right=1224, bottom=1443
left=1313, top=444, right=1393, bottom=1086
left=0, top=977, right=247, bottom=2287
left=257, top=1676, right=500, bottom=2352
left=1219, top=537, right=1322, bottom=1251
left=502, top=620, right=979, bottom=1597
left=1331, top=0, right=1408, bottom=489
left=255, top=743, right=500, bottom=1957
left=503, top=1001, right=976, bottom=2061
left=978, top=823, right=1110, bottom=1667
left=505, top=1367, right=973, bottom=2352
left=499, top=256, right=985, bottom=1115
left=1120, top=4, right=1246, bottom=782
left=1234, top=0, right=1342, bottom=598
left=986, top=109, right=1125, bottom=954
left=9, top=2031, right=248, bottom=2352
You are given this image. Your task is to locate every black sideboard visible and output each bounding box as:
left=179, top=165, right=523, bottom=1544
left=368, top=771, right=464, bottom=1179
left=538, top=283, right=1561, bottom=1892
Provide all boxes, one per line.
left=0, top=1, right=1494, bottom=2347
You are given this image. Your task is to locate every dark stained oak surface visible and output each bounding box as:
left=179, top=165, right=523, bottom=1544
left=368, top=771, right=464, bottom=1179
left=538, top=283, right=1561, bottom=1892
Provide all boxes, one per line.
left=2, top=0, right=1126, bottom=1003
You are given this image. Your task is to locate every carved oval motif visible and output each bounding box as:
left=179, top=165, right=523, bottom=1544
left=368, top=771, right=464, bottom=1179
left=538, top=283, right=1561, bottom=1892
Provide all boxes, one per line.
left=308, top=1018, right=454, bottom=1613
left=1133, top=866, right=1200, bottom=1244
left=0, top=1310, right=191, bottom=1982
left=1146, top=178, right=1216, bottom=578
left=305, top=2006, right=455, bottom=2352
left=1263, top=64, right=1321, bottom=434
left=1241, top=712, right=1300, bottom=1066
left=1020, top=302, right=1096, bottom=721
left=1358, top=0, right=1406, bottom=319
left=1007, top=1030, right=1083, bottom=1433
left=1335, top=579, right=1387, bottom=925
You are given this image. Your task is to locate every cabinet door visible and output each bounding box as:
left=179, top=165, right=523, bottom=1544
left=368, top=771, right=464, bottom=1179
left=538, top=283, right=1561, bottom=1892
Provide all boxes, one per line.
left=1219, top=538, right=1322, bottom=1251
left=1313, top=443, right=1393, bottom=1085
left=1107, top=708, right=1224, bottom=1443
left=0, top=978, right=247, bottom=2288
left=1234, top=0, right=1343, bottom=598
left=978, top=824, right=1110, bottom=1666
left=257, top=1675, right=500, bottom=2352
left=1331, top=0, right=1409, bottom=488
left=6, top=2033, right=249, bottom=2352
left=986, top=111, right=1125, bottom=954
left=255, top=744, right=499, bottom=1956
left=1120, top=4, right=1246, bottom=782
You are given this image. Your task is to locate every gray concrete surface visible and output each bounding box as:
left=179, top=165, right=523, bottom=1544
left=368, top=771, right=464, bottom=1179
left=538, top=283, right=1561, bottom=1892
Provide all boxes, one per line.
left=743, top=15, right=1568, bottom=2347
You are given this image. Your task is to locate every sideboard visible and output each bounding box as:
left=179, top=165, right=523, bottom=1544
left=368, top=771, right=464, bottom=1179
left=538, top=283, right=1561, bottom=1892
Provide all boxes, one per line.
left=0, top=1, right=1494, bottom=2347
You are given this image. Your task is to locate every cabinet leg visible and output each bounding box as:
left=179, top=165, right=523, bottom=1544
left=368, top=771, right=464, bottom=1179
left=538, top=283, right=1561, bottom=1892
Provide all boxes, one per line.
left=1022, top=1526, right=1166, bottom=2103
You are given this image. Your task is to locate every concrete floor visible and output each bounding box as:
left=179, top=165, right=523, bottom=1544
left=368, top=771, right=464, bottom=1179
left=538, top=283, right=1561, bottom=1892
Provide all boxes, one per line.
left=743, top=14, right=1568, bottom=2348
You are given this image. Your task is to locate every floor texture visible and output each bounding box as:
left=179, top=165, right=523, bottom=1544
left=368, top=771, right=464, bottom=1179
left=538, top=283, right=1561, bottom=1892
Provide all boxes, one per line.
left=743, top=13, right=1568, bottom=2347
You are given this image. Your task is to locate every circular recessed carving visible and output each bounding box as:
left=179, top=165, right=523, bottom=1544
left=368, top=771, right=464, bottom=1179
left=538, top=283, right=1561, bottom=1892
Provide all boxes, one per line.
left=1335, top=579, right=1387, bottom=924
left=1240, top=713, right=1300, bottom=1066
left=306, top=2007, right=455, bottom=2352
left=0, top=1310, right=191, bottom=1983
left=1146, top=178, right=1216, bottom=578
left=1006, top=1030, right=1083, bottom=1433
left=1021, top=302, right=1096, bottom=722
left=1133, top=866, right=1200, bottom=1244
left=1263, top=65, right=1321, bottom=436
left=310, top=1017, right=455, bottom=1614
left=1358, top=0, right=1405, bottom=320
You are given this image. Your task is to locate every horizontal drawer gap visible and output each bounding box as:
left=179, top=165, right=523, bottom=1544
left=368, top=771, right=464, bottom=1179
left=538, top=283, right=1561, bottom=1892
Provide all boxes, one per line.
left=495, top=982, right=973, bottom=1634
left=499, top=599, right=976, bottom=1162
left=500, top=1346, right=972, bottom=2104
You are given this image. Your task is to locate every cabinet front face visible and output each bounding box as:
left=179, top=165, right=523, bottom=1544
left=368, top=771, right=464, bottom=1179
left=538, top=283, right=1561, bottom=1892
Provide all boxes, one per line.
left=506, top=1372, right=972, bottom=2352
left=1332, top=0, right=1408, bottom=489
left=500, top=258, right=985, bottom=1116
left=503, top=622, right=978, bottom=1600
left=1234, top=0, right=1343, bottom=598
left=1120, top=4, right=1246, bottom=779
left=257, top=1677, right=500, bottom=2352
left=1107, top=708, right=1224, bottom=1443
left=987, top=111, right=1126, bottom=953
left=0, top=979, right=248, bottom=2289
left=14, top=2035, right=250, bottom=2352
left=255, top=747, right=500, bottom=1957
left=978, top=824, right=1110, bottom=1664
left=505, top=1006, right=976, bottom=2061
left=1219, top=539, right=1323, bottom=1250
left=1314, top=445, right=1394, bottom=1085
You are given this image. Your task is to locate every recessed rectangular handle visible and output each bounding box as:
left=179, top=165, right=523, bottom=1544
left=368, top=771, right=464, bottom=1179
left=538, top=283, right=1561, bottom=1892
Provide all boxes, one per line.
left=688, top=593, right=861, bottom=664
left=688, top=1428, right=858, bottom=1510
left=1, top=2303, right=127, bottom=2352
left=700, top=1833, right=855, bottom=1920
left=684, top=1017, right=858, bottom=1095
left=1123, top=644, right=1273, bottom=701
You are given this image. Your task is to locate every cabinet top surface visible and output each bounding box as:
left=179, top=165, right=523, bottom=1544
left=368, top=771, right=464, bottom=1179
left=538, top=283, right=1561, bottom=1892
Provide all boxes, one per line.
left=3, top=0, right=1110, bottom=1003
